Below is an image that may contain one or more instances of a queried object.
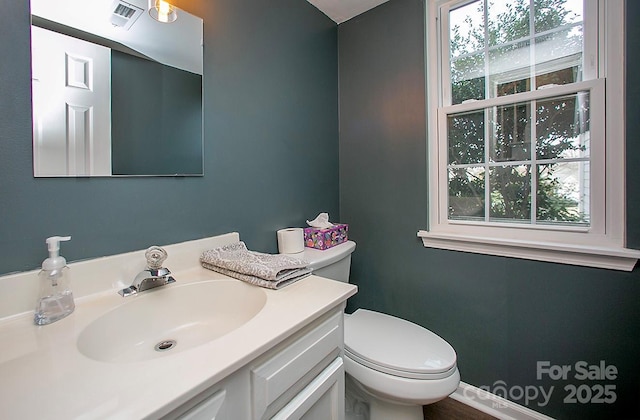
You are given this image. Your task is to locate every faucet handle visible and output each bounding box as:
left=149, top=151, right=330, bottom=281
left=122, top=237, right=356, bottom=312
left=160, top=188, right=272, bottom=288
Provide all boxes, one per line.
left=145, top=246, right=168, bottom=269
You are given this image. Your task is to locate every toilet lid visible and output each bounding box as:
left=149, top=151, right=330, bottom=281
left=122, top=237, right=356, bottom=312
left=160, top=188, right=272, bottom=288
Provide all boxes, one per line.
left=344, top=309, right=457, bottom=379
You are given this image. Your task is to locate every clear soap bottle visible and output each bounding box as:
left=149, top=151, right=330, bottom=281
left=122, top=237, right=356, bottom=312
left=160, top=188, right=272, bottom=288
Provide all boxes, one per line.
left=34, top=236, right=75, bottom=326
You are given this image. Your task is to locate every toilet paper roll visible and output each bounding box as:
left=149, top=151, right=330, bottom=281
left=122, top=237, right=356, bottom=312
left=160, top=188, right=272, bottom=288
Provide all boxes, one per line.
left=277, top=228, right=305, bottom=254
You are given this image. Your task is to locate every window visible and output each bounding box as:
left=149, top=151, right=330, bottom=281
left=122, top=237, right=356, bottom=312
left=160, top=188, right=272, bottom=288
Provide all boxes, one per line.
left=419, top=0, right=640, bottom=270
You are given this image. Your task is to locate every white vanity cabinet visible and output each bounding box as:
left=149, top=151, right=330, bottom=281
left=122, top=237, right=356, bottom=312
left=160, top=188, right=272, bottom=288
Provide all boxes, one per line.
left=164, top=306, right=346, bottom=420
left=0, top=234, right=358, bottom=420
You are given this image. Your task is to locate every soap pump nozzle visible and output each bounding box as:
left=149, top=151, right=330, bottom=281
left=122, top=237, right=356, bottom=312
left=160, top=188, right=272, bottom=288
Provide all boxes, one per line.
left=34, top=236, right=75, bottom=325
left=43, top=236, right=71, bottom=273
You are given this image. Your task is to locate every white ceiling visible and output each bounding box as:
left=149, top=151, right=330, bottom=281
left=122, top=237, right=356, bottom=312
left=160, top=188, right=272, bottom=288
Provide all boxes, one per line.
left=306, top=0, right=391, bottom=24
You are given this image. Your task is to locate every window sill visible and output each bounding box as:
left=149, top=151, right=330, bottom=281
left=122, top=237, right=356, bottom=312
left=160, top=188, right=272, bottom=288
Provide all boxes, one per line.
left=417, top=230, right=640, bottom=271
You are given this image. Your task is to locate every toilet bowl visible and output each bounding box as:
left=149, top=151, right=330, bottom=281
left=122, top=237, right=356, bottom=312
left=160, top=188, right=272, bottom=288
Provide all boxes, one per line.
left=343, top=309, right=459, bottom=420
left=300, top=241, right=460, bottom=420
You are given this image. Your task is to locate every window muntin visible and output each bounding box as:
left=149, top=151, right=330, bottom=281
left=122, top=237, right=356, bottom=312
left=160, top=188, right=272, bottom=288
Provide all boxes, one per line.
left=445, top=89, right=592, bottom=227
left=442, top=0, right=593, bottom=229
left=448, top=0, right=586, bottom=105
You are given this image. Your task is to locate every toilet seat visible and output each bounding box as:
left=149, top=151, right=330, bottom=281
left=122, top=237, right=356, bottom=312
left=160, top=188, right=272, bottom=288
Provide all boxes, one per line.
left=343, top=354, right=461, bottom=406
left=344, top=309, right=457, bottom=380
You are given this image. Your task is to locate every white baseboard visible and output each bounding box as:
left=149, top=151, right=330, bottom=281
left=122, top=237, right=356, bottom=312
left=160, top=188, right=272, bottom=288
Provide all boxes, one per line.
left=449, top=382, right=555, bottom=420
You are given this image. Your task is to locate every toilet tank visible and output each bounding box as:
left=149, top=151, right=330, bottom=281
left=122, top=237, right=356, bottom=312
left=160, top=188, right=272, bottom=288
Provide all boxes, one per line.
left=301, top=241, right=356, bottom=283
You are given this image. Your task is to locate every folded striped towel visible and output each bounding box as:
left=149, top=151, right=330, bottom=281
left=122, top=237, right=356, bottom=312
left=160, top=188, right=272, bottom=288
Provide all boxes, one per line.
left=200, top=241, right=311, bottom=289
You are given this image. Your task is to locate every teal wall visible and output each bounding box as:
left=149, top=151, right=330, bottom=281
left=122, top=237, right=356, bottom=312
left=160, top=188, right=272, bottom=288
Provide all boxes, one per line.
left=338, top=0, right=640, bottom=418
left=111, top=51, right=203, bottom=176
left=0, top=0, right=339, bottom=274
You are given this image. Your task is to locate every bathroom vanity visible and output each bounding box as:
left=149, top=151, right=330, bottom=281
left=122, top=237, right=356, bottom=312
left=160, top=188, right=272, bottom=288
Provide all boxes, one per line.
left=0, top=233, right=357, bottom=419
left=166, top=307, right=346, bottom=419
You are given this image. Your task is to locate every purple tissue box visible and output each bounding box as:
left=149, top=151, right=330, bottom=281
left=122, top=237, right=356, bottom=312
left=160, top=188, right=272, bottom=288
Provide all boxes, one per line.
left=304, top=224, right=349, bottom=250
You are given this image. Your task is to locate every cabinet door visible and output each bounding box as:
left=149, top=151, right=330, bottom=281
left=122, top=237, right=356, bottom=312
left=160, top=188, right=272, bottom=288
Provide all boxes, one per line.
left=271, top=357, right=344, bottom=420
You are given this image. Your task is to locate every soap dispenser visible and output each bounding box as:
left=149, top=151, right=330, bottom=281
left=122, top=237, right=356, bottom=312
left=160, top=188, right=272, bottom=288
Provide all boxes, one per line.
left=34, top=236, right=75, bottom=326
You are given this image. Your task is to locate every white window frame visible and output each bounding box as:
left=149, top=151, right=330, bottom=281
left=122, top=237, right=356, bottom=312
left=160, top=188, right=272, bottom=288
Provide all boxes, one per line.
left=418, top=0, right=640, bottom=271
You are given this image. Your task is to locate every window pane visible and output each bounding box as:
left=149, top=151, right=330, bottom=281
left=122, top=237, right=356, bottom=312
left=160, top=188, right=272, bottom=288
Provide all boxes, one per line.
left=489, top=165, right=531, bottom=222
left=535, top=66, right=580, bottom=89
left=448, top=167, right=485, bottom=220
left=448, top=110, right=485, bottom=165
left=489, top=41, right=531, bottom=98
left=451, top=54, right=485, bottom=104
left=534, top=26, right=583, bottom=86
left=490, top=102, right=531, bottom=162
left=487, top=0, right=530, bottom=47
left=449, top=0, right=485, bottom=104
left=534, top=0, right=583, bottom=34
left=536, top=91, right=590, bottom=160
left=450, top=0, right=484, bottom=58
left=537, top=162, right=590, bottom=225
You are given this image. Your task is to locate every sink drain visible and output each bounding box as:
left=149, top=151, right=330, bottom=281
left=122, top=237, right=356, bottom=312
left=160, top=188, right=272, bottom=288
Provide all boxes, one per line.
left=154, top=339, right=177, bottom=352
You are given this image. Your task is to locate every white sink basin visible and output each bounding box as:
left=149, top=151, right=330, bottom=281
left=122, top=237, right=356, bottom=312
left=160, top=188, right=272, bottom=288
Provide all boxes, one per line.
left=77, top=280, right=267, bottom=363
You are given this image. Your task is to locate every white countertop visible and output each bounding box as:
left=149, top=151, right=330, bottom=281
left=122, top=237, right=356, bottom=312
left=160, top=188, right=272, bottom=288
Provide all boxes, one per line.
left=0, top=266, right=356, bottom=419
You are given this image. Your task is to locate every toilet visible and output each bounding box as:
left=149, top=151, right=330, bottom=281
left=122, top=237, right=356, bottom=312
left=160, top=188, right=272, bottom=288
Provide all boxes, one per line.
left=300, top=241, right=460, bottom=420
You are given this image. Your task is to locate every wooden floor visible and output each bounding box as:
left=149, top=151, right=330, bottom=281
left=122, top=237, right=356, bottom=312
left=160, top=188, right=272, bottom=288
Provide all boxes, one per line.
left=423, top=397, right=498, bottom=420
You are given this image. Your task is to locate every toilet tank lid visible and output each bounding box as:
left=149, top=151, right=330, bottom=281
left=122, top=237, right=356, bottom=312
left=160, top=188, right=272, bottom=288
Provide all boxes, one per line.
left=301, top=241, right=356, bottom=270
left=344, top=309, right=457, bottom=376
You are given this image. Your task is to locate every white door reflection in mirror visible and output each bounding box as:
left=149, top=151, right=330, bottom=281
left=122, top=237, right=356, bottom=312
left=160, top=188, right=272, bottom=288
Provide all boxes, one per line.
left=32, top=26, right=111, bottom=177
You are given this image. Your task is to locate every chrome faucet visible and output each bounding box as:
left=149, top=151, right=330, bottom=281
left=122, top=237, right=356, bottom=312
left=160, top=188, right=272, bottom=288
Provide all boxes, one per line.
left=118, top=246, right=176, bottom=297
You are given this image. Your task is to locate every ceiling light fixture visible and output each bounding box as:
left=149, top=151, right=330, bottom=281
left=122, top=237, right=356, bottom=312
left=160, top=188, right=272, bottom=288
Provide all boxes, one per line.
left=148, top=0, right=177, bottom=23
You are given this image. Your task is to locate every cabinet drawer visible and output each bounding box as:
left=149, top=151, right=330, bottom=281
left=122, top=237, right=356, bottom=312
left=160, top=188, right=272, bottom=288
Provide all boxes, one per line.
left=251, top=310, right=343, bottom=419
left=271, top=357, right=344, bottom=420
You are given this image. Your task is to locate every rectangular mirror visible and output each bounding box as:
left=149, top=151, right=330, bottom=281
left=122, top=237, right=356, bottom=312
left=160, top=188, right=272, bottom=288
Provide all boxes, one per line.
left=30, top=0, right=203, bottom=177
